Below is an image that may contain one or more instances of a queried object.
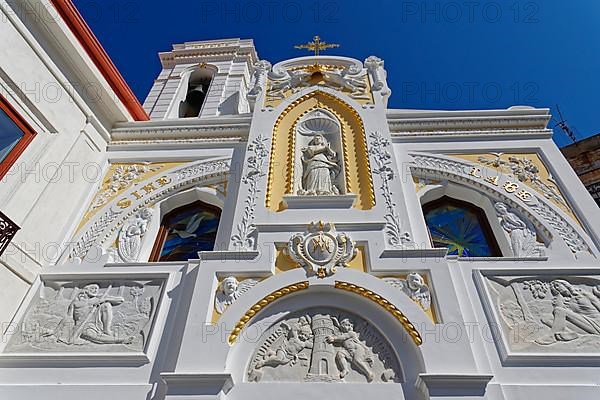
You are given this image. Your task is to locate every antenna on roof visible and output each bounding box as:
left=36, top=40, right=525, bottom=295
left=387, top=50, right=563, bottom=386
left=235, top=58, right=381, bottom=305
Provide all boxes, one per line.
left=552, top=104, right=578, bottom=143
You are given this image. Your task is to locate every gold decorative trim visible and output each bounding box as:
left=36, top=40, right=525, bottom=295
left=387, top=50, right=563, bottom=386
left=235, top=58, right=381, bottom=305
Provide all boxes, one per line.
left=335, top=281, right=423, bottom=346
left=228, top=281, right=309, bottom=345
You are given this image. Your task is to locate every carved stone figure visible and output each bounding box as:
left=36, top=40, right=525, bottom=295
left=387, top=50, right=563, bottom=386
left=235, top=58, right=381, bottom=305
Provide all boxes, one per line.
left=484, top=275, right=600, bottom=353
left=383, top=272, right=431, bottom=311
left=327, top=317, right=374, bottom=381
left=266, top=67, right=311, bottom=99
left=5, top=279, right=163, bottom=353
left=247, top=60, right=271, bottom=109
left=298, top=134, right=341, bottom=196
left=494, top=202, right=545, bottom=257
left=247, top=308, right=400, bottom=383
left=409, top=152, right=591, bottom=255
left=321, top=67, right=368, bottom=99
left=254, top=317, right=313, bottom=370
left=364, top=56, right=385, bottom=91
left=536, top=280, right=600, bottom=345
left=287, top=221, right=356, bottom=278
left=266, top=64, right=369, bottom=100
left=61, top=284, right=132, bottom=345
left=214, top=276, right=259, bottom=314
left=117, top=208, right=153, bottom=262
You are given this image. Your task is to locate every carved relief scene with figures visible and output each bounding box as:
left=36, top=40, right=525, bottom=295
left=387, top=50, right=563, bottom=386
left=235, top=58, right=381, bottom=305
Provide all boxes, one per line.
left=483, top=275, right=600, bottom=353
left=4, top=279, right=164, bottom=353
left=247, top=308, right=402, bottom=383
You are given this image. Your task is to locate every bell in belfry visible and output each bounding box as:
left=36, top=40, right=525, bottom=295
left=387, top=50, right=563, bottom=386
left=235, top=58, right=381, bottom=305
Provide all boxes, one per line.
left=180, top=83, right=207, bottom=118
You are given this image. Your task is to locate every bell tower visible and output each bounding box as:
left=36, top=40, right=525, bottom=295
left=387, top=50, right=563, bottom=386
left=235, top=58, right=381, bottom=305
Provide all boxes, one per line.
left=142, top=38, right=258, bottom=119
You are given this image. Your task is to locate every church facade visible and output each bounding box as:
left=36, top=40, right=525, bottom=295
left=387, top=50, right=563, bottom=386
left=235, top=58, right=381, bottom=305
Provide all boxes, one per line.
left=1, top=3, right=600, bottom=400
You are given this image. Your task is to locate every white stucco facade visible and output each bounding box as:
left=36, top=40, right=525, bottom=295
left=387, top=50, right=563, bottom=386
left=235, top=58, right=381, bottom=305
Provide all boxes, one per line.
left=1, top=3, right=600, bottom=399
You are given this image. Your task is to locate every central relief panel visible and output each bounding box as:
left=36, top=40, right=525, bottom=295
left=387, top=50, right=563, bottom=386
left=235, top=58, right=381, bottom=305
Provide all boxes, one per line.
left=247, top=307, right=401, bottom=383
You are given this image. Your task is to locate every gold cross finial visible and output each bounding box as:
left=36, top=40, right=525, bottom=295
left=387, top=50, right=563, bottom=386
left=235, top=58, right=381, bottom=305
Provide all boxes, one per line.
left=294, top=35, right=339, bottom=56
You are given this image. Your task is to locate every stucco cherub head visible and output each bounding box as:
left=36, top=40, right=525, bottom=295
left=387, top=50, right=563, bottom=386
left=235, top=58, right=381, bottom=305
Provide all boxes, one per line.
left=221, top=277, right=239, bottom=298
left=407, top=272, right=425, bottom=291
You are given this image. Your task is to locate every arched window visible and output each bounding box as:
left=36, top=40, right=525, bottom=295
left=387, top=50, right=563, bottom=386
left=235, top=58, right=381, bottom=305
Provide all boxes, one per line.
left=423, top=196, right=501, bottom=257
left=150, top=201, right=221, bottom=261
left=179, top=68, right=212, bottom=118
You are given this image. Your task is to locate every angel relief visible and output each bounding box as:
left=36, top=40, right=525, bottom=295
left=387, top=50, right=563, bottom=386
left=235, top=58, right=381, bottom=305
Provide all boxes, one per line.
left=247, top=308, right=401, bottom=383
left=214, top=277, right=259, bottom=314
left=383, top=272, right=432, bottom=311
left=253, top=317, right=314, bottom=370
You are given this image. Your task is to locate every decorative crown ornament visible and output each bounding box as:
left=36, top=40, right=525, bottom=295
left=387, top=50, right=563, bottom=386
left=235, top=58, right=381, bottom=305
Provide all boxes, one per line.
left=286, top=221, right=357, bottom=278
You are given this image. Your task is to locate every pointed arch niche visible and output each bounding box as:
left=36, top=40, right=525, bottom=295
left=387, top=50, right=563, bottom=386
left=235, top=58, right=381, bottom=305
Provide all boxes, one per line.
left=266, top=91, right=375, bottom=212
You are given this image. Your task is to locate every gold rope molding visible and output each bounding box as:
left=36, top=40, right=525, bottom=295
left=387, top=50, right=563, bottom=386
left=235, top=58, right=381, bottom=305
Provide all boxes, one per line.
left=335, top=281, right=423, bottom=346
left=227, top=281, right=309, bottom=345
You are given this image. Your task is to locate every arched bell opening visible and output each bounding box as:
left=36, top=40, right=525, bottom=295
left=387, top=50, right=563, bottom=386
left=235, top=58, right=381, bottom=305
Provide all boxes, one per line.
left=178, top=67, right=214, bottom=118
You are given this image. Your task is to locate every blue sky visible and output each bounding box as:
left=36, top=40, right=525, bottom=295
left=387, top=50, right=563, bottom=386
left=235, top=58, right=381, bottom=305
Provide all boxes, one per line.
left=74, top=0, right=600, bottom=147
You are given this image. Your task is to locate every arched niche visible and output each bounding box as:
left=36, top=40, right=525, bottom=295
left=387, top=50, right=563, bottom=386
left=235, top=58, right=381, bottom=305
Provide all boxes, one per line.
left=409, top=151, right=595, bottom=257
left=65, top=157, right=231, bottom=263
left=266, top=90, right=374, bottom=212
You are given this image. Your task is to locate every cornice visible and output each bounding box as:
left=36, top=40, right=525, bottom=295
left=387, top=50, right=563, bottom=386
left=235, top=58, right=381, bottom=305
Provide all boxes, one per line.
left=386, top=107, right=551, bottom=135
left=159, top=39, right=258, bottom=69
left=109, top=116, right=252, bottom=145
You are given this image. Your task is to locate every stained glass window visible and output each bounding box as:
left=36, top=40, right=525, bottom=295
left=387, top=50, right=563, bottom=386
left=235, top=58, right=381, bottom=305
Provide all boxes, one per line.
left=150, top=201, right=221, bottom=261
left=423, top=197, right=501, bottom=257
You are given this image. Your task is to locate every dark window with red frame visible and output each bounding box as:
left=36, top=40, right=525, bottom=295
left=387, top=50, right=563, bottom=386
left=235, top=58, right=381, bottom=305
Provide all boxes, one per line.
left=0, top=96, right=36, bottom=179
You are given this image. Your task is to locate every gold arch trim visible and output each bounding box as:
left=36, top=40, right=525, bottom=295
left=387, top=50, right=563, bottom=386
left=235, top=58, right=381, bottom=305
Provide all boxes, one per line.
left=335, top=281, right=423, bottom=346
left=266, top=90, right=375, bottom=211
left=228, top=281, right=309, bottom=345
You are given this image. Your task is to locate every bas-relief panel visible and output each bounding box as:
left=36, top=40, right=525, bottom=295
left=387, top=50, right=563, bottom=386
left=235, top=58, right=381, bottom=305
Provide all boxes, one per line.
left=483, top=274, right=600, bottom=354
left=4, top=279, right=164, bottom=354
left=247, top=307, right=401, bottom=383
